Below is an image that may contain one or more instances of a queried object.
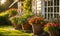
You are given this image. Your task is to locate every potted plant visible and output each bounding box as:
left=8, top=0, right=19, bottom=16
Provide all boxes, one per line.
left=29, top=16, right=45, bottom=35
left=18, top=12, right=34, bottom=31
left=44, top=22, right=58, bottom=36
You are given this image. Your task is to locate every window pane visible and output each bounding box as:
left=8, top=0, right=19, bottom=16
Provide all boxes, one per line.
left=48, top=1, right=51, bottom=6
left=57, top=0, right=59, bottom=6
left=48, top=14, right=50, bottom=19
left=45, top=14, right=46, bottom=19
left=54, top=0, right=57, bottom=6
left=51, top=14, right=53, bottom=18
left=45, top=1, right=47, bottom=6
left=51, top=0, right=53, bottom=6
left=54, top=7, right=56, bottom=12
left=45, top=8, right=47, bottom=12
left=51, top=7, right=53, bottom=12
left=57, top=7, right=59, bottom=12
left=48, top=7, right=51, bottom=12
left=54, top=14, right=56, bottom=18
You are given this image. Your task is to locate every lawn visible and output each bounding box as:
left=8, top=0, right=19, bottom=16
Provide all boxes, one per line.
left=0, top=25, right=33, bottom=36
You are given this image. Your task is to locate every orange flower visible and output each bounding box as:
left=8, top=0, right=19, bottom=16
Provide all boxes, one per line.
left=45, top=22, right=58, bottom=27
left=44, top=24, right=51, bottom=27
left=29, top=18, right=34, bottom=23
left=29, top=16, right=44, bottom=24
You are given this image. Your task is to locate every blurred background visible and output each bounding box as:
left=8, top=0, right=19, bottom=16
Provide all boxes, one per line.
left=0, top=0, right=17, bottom=12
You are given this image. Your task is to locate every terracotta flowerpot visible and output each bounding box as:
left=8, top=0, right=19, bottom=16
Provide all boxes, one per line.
left=22, top=22, right=32, bottom=31
left=48, top=30, right=58, bottom=36
left=12, top=23, right=22, bottom=30
left=32, top=24, right=43, bottom=35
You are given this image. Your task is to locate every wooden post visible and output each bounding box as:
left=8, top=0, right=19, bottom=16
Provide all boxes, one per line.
left=32, top=0, right=37, bottom=16
left=18, top=0, right=22, bottom=16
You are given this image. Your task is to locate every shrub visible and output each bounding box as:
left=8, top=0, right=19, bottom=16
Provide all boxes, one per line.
left=7, top=9, right=17, bottom=17
left=0, top=8, right=17, bottom=25
left=0, top=14, right=11, bottom=25
left=10, top=12, right=34, bottom=25
left=9, top=17, right=18, bottom=25
left=18, top=12, right=34, bottom=25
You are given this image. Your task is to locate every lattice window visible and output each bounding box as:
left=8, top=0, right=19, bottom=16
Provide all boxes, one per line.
left=44, top=0, right=59, bottom=19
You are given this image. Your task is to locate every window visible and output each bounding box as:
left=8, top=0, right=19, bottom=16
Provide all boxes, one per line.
left=44, top=0, right=59, bottom=19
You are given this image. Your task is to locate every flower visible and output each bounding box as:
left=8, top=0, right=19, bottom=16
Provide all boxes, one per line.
left=44, top=23, right=51, bottom=27
left=51, top=23, right=58, bottom=27
left=29, top=18, right=35, bottom=23
left=29, top=16, right=45, bottom=25
left=44, top=22, right=58, bottom=32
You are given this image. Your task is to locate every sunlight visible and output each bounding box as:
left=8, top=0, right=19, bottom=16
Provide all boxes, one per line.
left=1, top=0, right=6, bottom=4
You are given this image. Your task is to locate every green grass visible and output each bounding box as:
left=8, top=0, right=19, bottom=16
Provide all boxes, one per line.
left=0, top=25, right=33, bottom=36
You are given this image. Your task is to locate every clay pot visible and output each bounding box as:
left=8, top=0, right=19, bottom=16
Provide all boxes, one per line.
left=32, top=24, right=43, bottom=35
left=22, top=22, right=32, bottom=31
left=12, top=23, right=22, bottom=30
left=48, top=30, right=58, bottom=36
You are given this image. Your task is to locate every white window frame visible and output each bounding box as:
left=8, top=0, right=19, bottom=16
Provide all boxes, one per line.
left=42, top=0, right=59, bottom=20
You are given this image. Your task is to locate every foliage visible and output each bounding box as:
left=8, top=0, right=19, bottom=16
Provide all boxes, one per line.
left=22, top=12, right=34, bottom=19
left=0, top=8, right=17, bottom=25
left=10, top=12, right=34, bottom=25
left=0, top=26, right=33, bottom=36
left=0, top=14, right=11, bottom=25
left=18, top=12, right=34, bottom=25
left=22, top=0, right=32, bottom=13
left=9, top=17, right=18, bottom=24
left=49, top=18, right=57, bottom=24
left=29, top=16, right=45, bottom=25
left=44, top=22, right=58, bottom=32
left=0, top=8, right=17, bottom=17
left=7, top=9, right=17, bottom=17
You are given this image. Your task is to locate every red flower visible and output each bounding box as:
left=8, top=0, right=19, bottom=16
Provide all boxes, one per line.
left=44, top=23, right=58, bottom=31
left=52, top=24, right=58, bottom=27
left=29, top=16, right=44, bottom=25
left=29, top=18, right=34, bottom=23
left=45, top=22, right=58, bottom=28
